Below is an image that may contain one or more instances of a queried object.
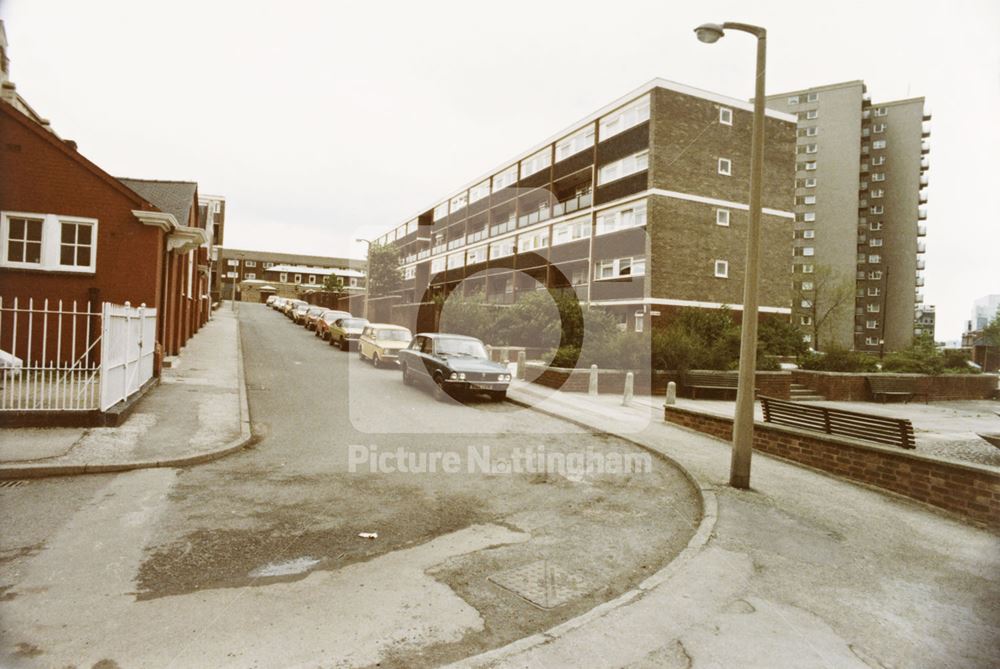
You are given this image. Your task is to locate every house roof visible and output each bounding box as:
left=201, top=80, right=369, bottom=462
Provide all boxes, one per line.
left=265, top=264, right=365, bottom=278
left=118, top=178, right=198, bottom=227
left=220, top=247, right=366, bottom=271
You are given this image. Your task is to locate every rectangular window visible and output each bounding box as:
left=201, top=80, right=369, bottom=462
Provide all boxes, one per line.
left=450, top=192, right=468, bottom=214
left=872, top=173, right=885, bottom=182
left=403, top=266, right=416, bottom=280
left=868, top=254, right=881, bottom=264
left=788, top=95, right=800, bottom=105
left=873, top=123, right=887, bottom=133
left=716, top=209, right=730, bottom=226
left=869, top=271, right=883, bottom=280
left=596, top=201, right=647, bottom=235
left=430, top=257, right=445, bottom=273
left=804, top=177, right=817, bottom=188
left=805, top=143, right=818, bottom=154
left=872, top=139, right=887, bottom=150
left=307, top=275, right=316, bottom=284
left=870, top=238, right=883, bottom=247
left=869, top=222, right=883, bottom=231
left=717, top=157, right=732, bottom=176
left=804, top=161, right=817, bottom=171
left=555, top=126, right=595, bottom=161
left=2, top=212, right=98, bottom=272
left=447, top=253, right=464, bottom=269
left=469, top=180, right=491, bottom=204
left=244, top=260, right=256, bottom=267
left=294, top=273, right=302, bottom=284
left=598, top=150, right=649, bottom=185
left=433, top=202, right=449, bottom=221
left=58, top=219, right=95, bottom=269
left=489, top=215, right=516, bottom=237
left=634, top=313, right=644, bottom=333
left=492, top=165, right=518, bottom=193
left=871, top=189, right=884, bottom=199
left=552, top=216, right=591, bottom=245
left=867, top=303, right=881, bottom=313
left=806, top=92, right=819, bottom=102
left=800, top=315, right=813, bottom=325
left=517, top=230, right=549, bottom=253
left=803, top=229, right=815, bottom=239
left=801, top=264, right=815, bottom=273
left=872, top=155, right=886, bottom=166
left=279, top=272, right=288, bottom=282
left=866, top=336, right=879, bottom=346
left=520, top=148, right=552, bottom=178
left=719, top=107, right=733, bottom=125
left=805, top=109, right=819, bottom=119
left=406, top=219, right=418, bottom=235
left=714, top=260, right=729, bottom=278
left=263, top=261, right=274, bottom=268
left=599, top=95, right=650, bottom=141
left=875, top=107, right=888, bottom=117
left=803, top=195, right=817, bottom=204
left=466, top=246, right=487, bottom=264
left=867, top=320, right=879, bottom=330
left=805, top=126, right=818, bottom=137
left=489, top=239, right=515, bottom=259
left=866, top=287, right=880, bottom=297
left=595, top=256, right=646, bottom=280
left=803, top=212, right=816, bottom=222
left=800, top=281, right=814, bottom=291
left=245, top=272, right=256, bottom=280
left=870, top=205, right=884, bottom=215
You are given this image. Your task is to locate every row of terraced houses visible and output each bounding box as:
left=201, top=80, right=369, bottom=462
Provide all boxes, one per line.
left=367, top=78, right=931, bottom=351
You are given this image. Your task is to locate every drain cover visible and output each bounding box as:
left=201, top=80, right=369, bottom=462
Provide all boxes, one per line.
left=488, top=560, right=591, bottom=609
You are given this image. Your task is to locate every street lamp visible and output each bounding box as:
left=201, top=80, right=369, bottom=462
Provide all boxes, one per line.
left=356, top=238, right=372, bottom=320
left=694, top=21, right=767, bottom=490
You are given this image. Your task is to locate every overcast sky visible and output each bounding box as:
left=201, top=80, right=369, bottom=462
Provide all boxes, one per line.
left=2, top=0, right=998, bottom=341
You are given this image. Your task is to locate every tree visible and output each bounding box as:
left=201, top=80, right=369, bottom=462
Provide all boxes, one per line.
left=322, top=274, right=344, bottom=292
left=794, top=265, right=855, bottom=351
left=365, top=243, right=402, bottom=298
left=757, top=315, right=808, bottom=357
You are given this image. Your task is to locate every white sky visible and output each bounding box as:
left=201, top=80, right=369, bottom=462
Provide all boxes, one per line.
left=2, top=0, right=998, bottom=341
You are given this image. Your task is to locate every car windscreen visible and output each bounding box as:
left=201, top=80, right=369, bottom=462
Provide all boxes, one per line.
left=376, top=329, right=411, bottom=342
left=436, top=338, right=488, bottom=359
left=340, top=319, right=368, bottom=328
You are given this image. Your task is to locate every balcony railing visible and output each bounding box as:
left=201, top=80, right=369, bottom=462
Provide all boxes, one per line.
left=916, top=276, right=925, bottom=287
left=917, top=241, right=926, bottom=254
left=417, top=249, right=430, bottom=260
left=921, top=141, right=930, bottom=154
left=552, top=191, right=593, bottom=218
left=518, top=205, right=552, bottom=229
left=920, top=174, right=929, bottom=187
left=920, top=157, right=929, bottom=170
left=918, top=208, right=927, bottom=220
left=916, top=259, right=925, bottom=270
left=919, top=191, right=928, bottom=204
left=859, top=162, right=870, bottom=173
left=917, top=224, right=927, bottom=236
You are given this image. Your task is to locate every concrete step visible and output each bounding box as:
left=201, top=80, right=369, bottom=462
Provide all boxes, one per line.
left=789, top=394, right=826, bottom=402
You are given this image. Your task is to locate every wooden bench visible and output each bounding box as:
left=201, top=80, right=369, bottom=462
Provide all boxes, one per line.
left=867, top=376, right=926, bottom=403
left=761, top=396, right=915, bottom=450
left=683, top=371, right=739, bottom=399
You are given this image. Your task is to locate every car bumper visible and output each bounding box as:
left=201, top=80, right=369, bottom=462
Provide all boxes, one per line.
left=443, top=380, right=510, bottom=392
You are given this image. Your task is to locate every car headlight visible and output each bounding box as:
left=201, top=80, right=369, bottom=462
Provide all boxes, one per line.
left=450, top=372, right=458, bottom=380
left=459, top=373, right=466, bottom=380
left=502, top=374, right=511, bottom=381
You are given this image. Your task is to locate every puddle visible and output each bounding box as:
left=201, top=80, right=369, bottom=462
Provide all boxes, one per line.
left=248, top=556, right=320, bottom=578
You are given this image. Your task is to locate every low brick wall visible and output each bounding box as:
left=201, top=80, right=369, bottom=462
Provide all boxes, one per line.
left=664, top=405, right=1000, bottom=530
left=525, top=365, right=681, bottom=394
left=792, top=370, right=998, bottom=402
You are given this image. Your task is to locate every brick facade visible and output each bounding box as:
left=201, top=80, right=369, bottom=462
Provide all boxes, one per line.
left=792, top=370, right=998, bottom=402
left=664, top=405, right=1000, bottom=530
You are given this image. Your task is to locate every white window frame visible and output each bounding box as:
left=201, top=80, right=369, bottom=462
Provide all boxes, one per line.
left=868, top=254, right=881, bottom=264
left=450, top=192, right=468, bottom=213
left=446, top=253, right=464, bottom=270
left=805, top=143, right=818, bottom=154
left=594, top=256, right=646, bottom=280
left=870, top=238, right=883, bottom=247
left=466, top=246, right=487, bottom=265
left=803, top=229, right=815, bottom=239
left=433, top=202, right=449, bottom=221
left=803, top=195, right=817, bottom=205
left=294, top=273, right=302, bottom=284
left=308, top=275, right=317, bottom=285
left=803, top=212, right=816, bottom=222
left=489, top=239, right=515, bottom=259
left=805, top=126, right=819, bottom=137
left=717, top=157, right=732, bottom=176
left=872, top=155, right=886, bottom=166
left=804, top=177, right=817, bottom=188
left=245, top=272, right=256, bottom=280
left=403, top=266, right=416, bottom=280
left=279, top=272, right=288, bottom=283
left=872, top=139, right=887, bottom=150
left=872, top=173, right=886, bottom=182
left=517, top=230, right=549, bottom=253
left=719, top=107, right=733, bottom=125
left=555, top=126, right=596, bottom=161
left=805, top=109, right=819, bottom=120
left=244, top=260, right=256, bottom=268
left=788, top=95, right=800, bottom=105
left=596, top=201, right=647, bottom=235
left=552, top=216, right=591, bottom=246
left=1, top=211, right=99, bottom=273
left=866, top=320, right=879, bottom=330
left=866, top=336, right=879, bottom=346
left=804, top=161, right=817, bottom=171
left=873, top=123, right=887, bottom=134
left=430, top=257, right=446, bottom=273
left=716, top=209, right=730, bottom=227
left=598, top=150, right=649, bottom=185
left=714, top=259, right=729, bottom=278
left=492, top=165, right=518, bottom=192
left=520, top=148, right=552, bottom=178
left=599, top=95, right=650, bottom=141
left=469, top=180, right=491, bottom=204
left=806, top=92, right=819, bottom=102
left=634, top=312, right=645, bottom=333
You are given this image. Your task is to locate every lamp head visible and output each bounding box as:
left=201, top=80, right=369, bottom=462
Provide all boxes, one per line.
left=694, top=23, right=725, bottom=43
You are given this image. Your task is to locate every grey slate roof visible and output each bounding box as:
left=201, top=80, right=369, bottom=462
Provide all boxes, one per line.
left=119, top=178, right=198, bottom=227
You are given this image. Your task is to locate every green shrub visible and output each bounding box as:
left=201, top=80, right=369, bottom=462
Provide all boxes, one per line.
left=800, top=346, right=879, bottom=372
left=756, top=355, right=782, bottom=371
left=757, top=317, right=808, bottom=357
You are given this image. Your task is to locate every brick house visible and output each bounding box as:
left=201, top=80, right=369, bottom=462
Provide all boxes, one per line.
left=0, top=99, right=210, bottom=364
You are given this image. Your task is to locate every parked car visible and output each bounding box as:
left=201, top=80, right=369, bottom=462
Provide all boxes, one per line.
left=292, top=303, right=312, bottom=324
left=265, top=295, right=278, bottom=307
left=358, top=324, right=413, bottom=368
left=398, top=333, right=511, bottom=401
left=303, top=306, right=328, bottom=330
left=282, top=299, right=306, bottom=317
left=316, top=310, right=352, bottom=340
left=328, top=317, right=370, bottom=351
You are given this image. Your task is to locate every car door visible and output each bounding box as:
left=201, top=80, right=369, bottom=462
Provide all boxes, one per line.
left=360, top=326, right=373, bottom=358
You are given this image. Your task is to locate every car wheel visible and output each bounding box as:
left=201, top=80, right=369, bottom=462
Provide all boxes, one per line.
left=373, top=353, right=381, bottom=369
left=432, top=373, right=449, bottom=402
left=401, top=364, right=413, bottom=386
left=340, top=337, right=348, bottom=351
left=489, top=390, right=506, bottom=402
left=328, top=335, right=336, bottom=347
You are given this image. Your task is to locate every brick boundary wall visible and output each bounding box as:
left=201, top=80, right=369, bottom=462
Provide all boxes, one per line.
left=792, top=370, right=998, bottom=402
left=527, top=365, right=792, bottom=399
left=663, top=405, right=1000, bottom=531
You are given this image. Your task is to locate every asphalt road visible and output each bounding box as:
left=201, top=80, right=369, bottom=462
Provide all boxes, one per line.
left=0, top=303, right=700, bottom=668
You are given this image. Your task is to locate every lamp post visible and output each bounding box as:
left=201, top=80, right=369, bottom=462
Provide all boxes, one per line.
left=356, top=238, right=372, bottom=320
left=694, top=21, right=767, bottom=489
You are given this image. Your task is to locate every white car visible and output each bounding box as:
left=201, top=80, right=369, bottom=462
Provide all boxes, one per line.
left=358, top=324, right=413, bottom=368
left=0, top=349, right=23, bottom=377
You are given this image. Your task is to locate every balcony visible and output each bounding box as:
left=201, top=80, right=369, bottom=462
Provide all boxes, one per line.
left=916, top=291, right=923, bottom=303
left=921, top=141, right=930, bottom=154
left=417, top=249, right=430, bottom=260
left=861, top=144, right=870, bottom=155
left=861, top=127, right=871, bottom=138
left=917, top=241, right=926, bottom=254
left=919, top=191, right=928, bottom=204
left=552, top=191, right=593, bottom=218
left=859, top=162, right=870, bottom=173
left=916, top=276, right=925, bottom=287
left=916, top=258, right=925, bottom=270
left=859, top=181, right=868, bottom=190
left=862, top=109, right=871, bottom=120
left=923, top=111, right=932, bottom=122
left=858, top=199, right=868, bottom=209
left=918, top=224, right=927, bottom=236
left=518, top=205, right=551, bottom=229
left=921, top=122, right=931, bottom=138
left=920, top=174, right=929, bottom=187
left=918, top=207, right=927, bottom=220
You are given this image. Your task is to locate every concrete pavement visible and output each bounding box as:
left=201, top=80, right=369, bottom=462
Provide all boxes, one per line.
left=456, top=381, right=1000, bottom=669
left=0, top=307, right=251, bottom=477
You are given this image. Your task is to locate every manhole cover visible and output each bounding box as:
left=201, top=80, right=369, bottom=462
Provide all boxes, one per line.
left=488, top=560, right=591, bottom=609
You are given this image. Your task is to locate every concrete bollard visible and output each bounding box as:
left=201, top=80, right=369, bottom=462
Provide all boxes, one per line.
left=664, top=381, right=677, bottom=406
left=516, top=350, right=526, bottom=380
left=588, top=364, right=599, bottom=396
left=622, top=371, right=634, bottom=406
left=485, top=345, right=493, bottom=362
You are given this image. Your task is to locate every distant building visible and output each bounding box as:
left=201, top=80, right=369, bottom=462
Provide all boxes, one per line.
left=763, top=81, right=930, bottom=353
left=369, top=79, right=797, bottom=332
left=213, top=248, right=366, bottom=302
left=969, top=294, right=1000, bottom=331
left=914, top=304, right=935, bottom=340
left=198, top=195, right=226, bottom=303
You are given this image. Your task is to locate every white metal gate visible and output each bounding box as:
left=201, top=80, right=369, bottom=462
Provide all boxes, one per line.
left=99, top=302, right=156, bottom=411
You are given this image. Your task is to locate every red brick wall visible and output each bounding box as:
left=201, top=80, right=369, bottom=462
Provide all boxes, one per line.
left=0, top=105, right=164, bottom=361
left=664, top=405, right=1000, bottom=530
left=792, top=370, right=998, bottom=402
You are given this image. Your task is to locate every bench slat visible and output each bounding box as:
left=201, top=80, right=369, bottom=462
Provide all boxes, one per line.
left=760, top=396, right=915, bottom=450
